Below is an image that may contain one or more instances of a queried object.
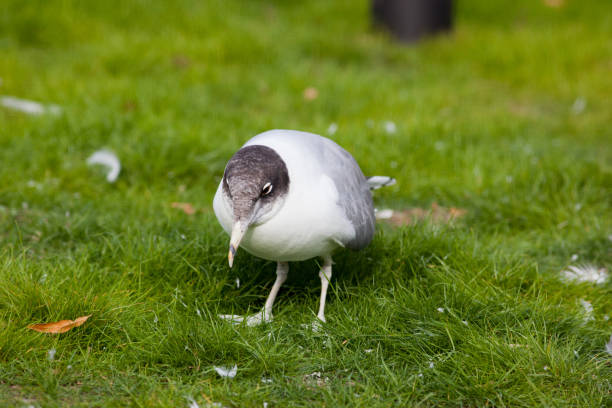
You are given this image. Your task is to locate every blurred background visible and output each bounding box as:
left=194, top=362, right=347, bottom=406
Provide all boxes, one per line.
left=1, top=0, right=610, bottom=210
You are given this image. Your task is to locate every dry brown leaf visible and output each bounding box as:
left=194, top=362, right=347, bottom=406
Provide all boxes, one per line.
left=543, top=0, right=564, bottom=8
left=303, top=87, right=319, bottom=101
left=28, top=315, right=91, bottom=334
left=171, top=202, right=196, bottom=215
left=121, top=100, right=137, bottom=113
left=172, top=54, right=191, bottom=68
left=381, top=203, right=467, bottom=227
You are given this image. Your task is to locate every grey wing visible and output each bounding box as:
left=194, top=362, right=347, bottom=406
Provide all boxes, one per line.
left=320, top=141, right=375, bottom=250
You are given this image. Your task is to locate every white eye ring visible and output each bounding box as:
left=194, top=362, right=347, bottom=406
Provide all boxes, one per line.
left=262, top=182, right=273, bottom=196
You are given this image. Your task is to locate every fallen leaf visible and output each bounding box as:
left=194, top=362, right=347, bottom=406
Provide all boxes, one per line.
left=543, top=0, right=565, bottom=8
left=303, top=87, right=319, bottom=101
left=378, top=203, right=467, bottom=227
left=28, top=315, right=91, bottom=334
left=172, top=54, right=191, bottom=68
left=171, top=202, right=196, bottom=215
left=121, top=100, right=137, bottom=112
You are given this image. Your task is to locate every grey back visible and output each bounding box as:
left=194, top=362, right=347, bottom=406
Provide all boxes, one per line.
left=317, top=139, right=375, bottom=250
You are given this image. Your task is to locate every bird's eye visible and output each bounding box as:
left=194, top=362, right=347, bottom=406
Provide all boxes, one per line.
left=261, top=182, right=273, bottom=196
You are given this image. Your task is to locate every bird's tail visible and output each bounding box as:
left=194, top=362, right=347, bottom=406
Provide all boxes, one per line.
left=367, top=176, right=396, bottom=190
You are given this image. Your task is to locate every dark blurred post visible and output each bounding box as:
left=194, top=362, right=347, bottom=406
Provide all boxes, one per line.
left=372, top=0, right=453, bottom=43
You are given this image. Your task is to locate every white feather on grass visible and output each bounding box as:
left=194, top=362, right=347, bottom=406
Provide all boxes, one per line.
left=1, top=96, right=61, bottom=115
left=606, top=335, right=612, bottom=356
left=579, top=299, right=594, bottom=322
left=562, top=264, right=609, bottom=284
left=186, top=396, right=200, bottom=408
left=327, top=123, right=338, bottom=135
left=375, top=208, right=394, bottom=220
left=214, top=364, right=237, bottom=378
left=383, top=120, right=397, bottom=134
left=87, top=150, right=121, bottom=183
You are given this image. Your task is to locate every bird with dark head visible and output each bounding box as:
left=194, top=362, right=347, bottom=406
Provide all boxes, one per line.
left=222, top=145, right=290, bottom=267
left=213, top=129, right=395, bottom=326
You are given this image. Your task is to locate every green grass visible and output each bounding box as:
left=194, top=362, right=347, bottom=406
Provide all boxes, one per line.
left=1, top=0, right=611, bottom=406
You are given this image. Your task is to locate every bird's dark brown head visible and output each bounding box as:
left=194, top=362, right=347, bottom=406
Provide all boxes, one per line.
left=222, top=145, right=290, bottom=267
left=223, top=144, right=290, bottom=224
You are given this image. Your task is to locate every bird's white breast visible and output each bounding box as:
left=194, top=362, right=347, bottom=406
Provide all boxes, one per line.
left=213, top=131, right=356, bottom=262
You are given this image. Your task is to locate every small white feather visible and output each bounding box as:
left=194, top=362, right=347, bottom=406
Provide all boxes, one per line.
left=1, top=96, right=61, bottom=115
left=214, top=364, right=237, bottom=378
left=383, top=120, right=397, bottom=134
left=186, top=396, right=200, bottom=408
left=327, top=123, right=338, bottom=135
left=562, top=264, right=608, bottom=284
left=375, top=209, right=394, bottom=220
left=580, top=299, right=594, bottom=322
left=606, top=335, right=612, bottom=356
left=571, top=97, right=586, bottom=115
left=87, top=150, right=121, bottom=183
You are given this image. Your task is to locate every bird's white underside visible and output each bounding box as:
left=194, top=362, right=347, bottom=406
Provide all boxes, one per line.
left=213, top=130, right=356, bottom=262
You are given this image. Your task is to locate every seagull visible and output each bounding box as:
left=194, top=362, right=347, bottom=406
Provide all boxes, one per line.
left=213, top=129, right=395, bottom=325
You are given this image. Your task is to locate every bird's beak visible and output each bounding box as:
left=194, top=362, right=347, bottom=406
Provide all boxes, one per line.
left=228, top=221, right=247, bottom=268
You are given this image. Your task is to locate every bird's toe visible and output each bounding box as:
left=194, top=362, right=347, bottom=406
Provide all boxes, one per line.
left=218, top=310, right=272, bottom=327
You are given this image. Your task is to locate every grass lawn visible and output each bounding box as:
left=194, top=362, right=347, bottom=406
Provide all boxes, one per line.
left=1, top=0, right=611, bottom=406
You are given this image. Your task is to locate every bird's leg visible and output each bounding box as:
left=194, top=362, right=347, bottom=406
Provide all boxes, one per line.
left=262, top=261, right=289, bottom=319
left=316, top=255, right=333, bottom=323
left=219, top=261, right=288, bottom=327
left=244, top=261, right=288, bottom=326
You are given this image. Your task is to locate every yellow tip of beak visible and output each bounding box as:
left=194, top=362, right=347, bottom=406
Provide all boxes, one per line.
left=228, top=221, right=246, bottom=269
left=228, top=244, right=236, bottom=268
